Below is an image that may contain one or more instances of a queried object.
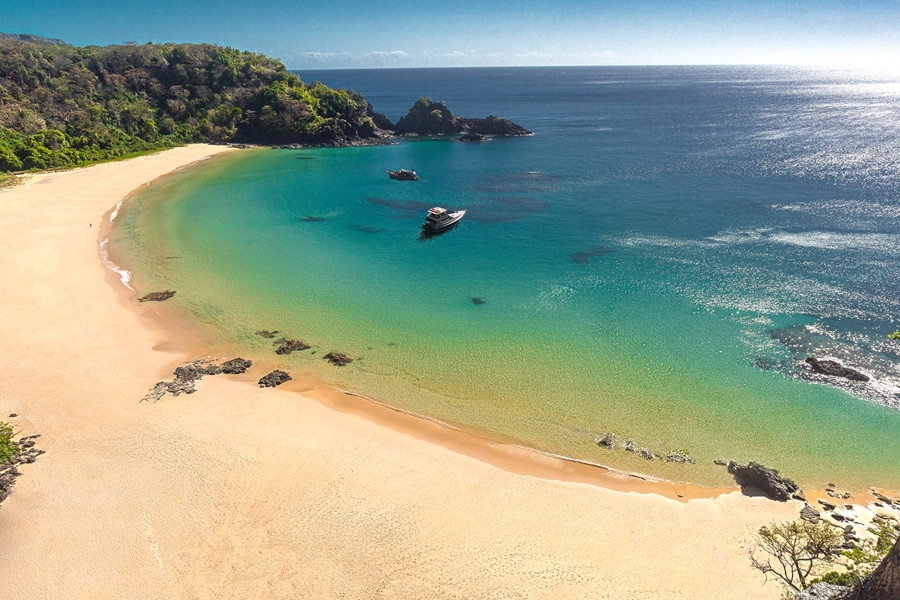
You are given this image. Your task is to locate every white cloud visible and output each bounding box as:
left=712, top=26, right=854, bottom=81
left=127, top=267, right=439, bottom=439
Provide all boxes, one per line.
left=364, top=50, right=408, bottom=59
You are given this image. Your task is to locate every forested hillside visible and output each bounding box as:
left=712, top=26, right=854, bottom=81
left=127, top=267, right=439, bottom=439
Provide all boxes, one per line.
left=0, top=37, right=387, bottom=172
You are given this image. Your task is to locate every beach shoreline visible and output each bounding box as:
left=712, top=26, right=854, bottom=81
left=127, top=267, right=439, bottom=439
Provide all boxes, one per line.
left=0, top=144, right=887, bottom=599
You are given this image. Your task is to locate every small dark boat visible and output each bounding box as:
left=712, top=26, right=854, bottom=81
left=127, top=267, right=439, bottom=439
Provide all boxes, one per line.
left=421, top=206, right=466, bottom=232
left=387, top=169, right=418, bottom=181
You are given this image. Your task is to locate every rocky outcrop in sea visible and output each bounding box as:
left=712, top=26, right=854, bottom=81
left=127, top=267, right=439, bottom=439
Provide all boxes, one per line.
left=394, top=97, right=532, bottom=137
left=805, top=357, right=870, bottom=382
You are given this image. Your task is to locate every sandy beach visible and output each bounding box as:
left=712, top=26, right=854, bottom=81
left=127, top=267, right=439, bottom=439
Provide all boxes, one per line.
left=0, top=145, right=811, bottom=599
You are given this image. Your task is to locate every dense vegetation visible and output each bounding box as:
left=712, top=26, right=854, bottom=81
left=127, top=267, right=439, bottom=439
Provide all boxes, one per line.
left=0, top=35, right=386, bottom=172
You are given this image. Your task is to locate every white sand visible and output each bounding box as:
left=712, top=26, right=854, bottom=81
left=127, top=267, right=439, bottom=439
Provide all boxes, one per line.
left=0, top=146, right=803, bottom=599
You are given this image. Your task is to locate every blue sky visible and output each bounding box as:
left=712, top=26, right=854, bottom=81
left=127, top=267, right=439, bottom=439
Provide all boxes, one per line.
left=3, top=0, right=898, bottom=69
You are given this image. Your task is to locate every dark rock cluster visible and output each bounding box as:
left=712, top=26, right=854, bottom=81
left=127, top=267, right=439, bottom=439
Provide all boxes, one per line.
left=0, top=434, right=44, bottom=506
left=872, top=490, right=900, bottom=510
left=802, top=498, right=866, bottom=549
left=726, top=461, right=802, bottom=501
left=826, top=487, right=853, bottom=500
left=258, top=370, right=292, bottom=388
left=221, top=358, right=253, bottom=374
left=275, top=339, right=311, bottom=355
left=800, top=503, right=821, bottom=524
left=142, top=358, right=253, bottom=401
left=595, top=432, right=697, bottom=464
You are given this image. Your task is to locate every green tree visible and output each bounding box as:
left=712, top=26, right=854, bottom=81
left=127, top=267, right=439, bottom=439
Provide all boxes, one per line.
left=749, top=520, right=844, bottom=592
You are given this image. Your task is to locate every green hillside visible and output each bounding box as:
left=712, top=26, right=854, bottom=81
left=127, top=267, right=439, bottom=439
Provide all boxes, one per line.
left=0, top=36, right=387, bottom=173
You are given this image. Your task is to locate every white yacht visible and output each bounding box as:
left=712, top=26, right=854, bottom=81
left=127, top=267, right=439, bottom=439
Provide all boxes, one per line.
left=421, top=207, right=466, bottom=232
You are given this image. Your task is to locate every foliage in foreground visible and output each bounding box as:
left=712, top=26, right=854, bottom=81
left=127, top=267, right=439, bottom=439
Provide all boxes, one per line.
left=750, top=518, right=900, bottom=594
left=0, top=421, right=18, bottom=464
left=749, top=520, right=844, bottom=592
left=812, top=521, right=900, bottom=588
left=0, top=36, right=381, bottom=173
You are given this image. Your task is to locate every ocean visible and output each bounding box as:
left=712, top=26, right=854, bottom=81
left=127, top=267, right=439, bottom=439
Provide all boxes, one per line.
left=110, top=66, right=900, bottom=488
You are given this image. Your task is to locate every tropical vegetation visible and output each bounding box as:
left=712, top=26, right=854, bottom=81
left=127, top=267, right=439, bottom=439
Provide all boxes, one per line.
left=0, top=34, right=386, bottom=173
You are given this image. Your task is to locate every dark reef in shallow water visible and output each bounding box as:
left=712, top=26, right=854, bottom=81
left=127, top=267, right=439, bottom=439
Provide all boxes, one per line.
left=275, top=339, right=311, bottom=355
left=571, top=246, right=615, bottom=264
left=138, top=290, right=175, bottom=302
left=324, top=351, right=353, bottom=366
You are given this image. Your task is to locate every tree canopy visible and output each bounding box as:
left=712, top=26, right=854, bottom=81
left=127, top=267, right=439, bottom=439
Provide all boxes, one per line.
left=0, top=37, right=384, bottom=172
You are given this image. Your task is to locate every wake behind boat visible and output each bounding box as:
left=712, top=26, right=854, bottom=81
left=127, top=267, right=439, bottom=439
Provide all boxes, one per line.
left=421, top=207, right=466, bottom=232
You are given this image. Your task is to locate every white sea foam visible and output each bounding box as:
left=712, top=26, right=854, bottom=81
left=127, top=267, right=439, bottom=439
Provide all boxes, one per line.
left=768, top=231, right=900, bottom=254
left=536, top=284, right=576, bottom=309
left=698, top=227, right=900, bottom=257
left=99, top=237, right=133, bottom=290
left=618, top=234, right=716, bottom=249
left=706, top=228, right=770, bottom=244
left=804, top=323, right=835, bottom=337
left=771, top=199, right=900, bottom=219
left=109, top=199, right=125, bottom=222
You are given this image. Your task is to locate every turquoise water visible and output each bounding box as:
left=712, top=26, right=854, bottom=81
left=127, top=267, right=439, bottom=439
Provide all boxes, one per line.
left=112, top=67, right=900, bottom=488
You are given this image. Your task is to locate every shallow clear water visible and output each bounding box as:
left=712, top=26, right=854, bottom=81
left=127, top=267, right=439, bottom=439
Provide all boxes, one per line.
left=112, top=66, right=900, bottom=488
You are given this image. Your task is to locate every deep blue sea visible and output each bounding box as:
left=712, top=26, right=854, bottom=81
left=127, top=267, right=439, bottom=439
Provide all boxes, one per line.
left=113, top=66, right=900, bottom=488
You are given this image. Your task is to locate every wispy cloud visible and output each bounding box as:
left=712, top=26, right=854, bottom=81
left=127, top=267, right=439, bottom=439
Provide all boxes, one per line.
left=288, top=49, right=411, bottom=68
left=288, top=47, right=620, bottom=69
left=365, top=50, right=408, bottom=59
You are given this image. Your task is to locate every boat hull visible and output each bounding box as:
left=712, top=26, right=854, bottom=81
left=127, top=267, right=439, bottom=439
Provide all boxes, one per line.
left=387, top=169, right=418, bottom=181
left=421, top=210, right=466, bottom=232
